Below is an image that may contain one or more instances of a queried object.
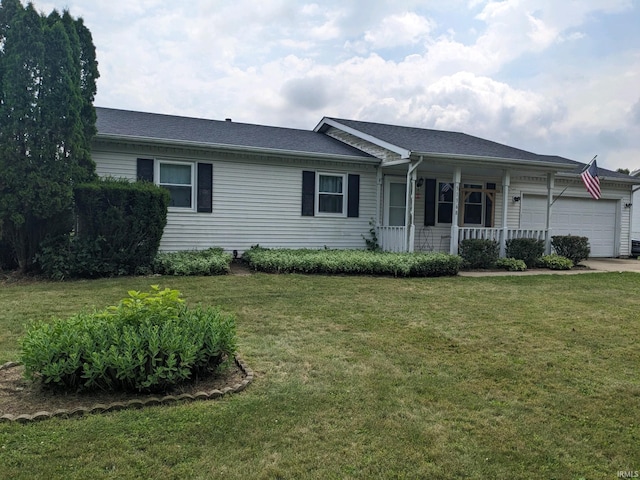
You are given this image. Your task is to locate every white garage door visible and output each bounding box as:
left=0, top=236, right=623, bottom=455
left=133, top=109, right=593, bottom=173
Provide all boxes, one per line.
left=520, top=195, right=617, bottom=257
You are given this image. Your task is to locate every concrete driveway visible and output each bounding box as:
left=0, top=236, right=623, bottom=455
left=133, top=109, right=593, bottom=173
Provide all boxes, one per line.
left=459, top=257, right=640, bottom=277
left=581, top=258, right=640, bottom=272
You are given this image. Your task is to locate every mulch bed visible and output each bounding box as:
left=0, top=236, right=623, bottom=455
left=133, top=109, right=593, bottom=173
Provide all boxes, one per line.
left=0, top=357, right=253, bottom=423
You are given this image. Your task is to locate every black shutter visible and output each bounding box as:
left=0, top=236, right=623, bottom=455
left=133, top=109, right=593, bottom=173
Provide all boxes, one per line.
left=485, top=183, right=496, bottom=227
left=197, top=163, right=213, bottom=213
left=347, top=174, right=360, bottom=218
left=424, top=178, right=436, bottom=226
left=137, top=158, right=154, bottom=182
left=301, top=171, right=315, bottom=216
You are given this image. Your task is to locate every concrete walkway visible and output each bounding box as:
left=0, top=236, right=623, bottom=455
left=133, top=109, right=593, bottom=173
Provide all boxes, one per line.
left=458, top=257, right=640, bottom=277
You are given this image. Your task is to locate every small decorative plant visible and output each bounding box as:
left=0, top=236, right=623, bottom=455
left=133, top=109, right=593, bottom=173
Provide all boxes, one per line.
left=538, top=254, right=574, bottom=270
left=495, top=257, right=527, bottom=271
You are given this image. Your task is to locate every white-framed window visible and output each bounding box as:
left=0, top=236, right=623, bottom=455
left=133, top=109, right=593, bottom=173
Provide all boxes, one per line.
left=462, top=183, right=484, bottom=225
left=316, top=172, right=346, bottom=216
left=434, top=181, right=495, bottom=226
left=157, top=160, right=195, bottom=209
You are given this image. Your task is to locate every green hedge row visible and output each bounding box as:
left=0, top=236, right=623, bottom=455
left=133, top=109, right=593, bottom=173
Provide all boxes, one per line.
left=242, top=247, right=462, bottom=277
left=153, top=248, right=232, bottom=276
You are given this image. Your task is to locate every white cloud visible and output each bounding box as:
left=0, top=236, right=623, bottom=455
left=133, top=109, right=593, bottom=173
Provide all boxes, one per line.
left=363, top=12, right=435, bottom=49
left=24, top=0, right=640, bottom=170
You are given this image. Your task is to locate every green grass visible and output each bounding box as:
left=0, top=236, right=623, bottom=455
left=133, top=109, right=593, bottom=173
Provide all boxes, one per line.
left=1, top=273, right=640, bottom=479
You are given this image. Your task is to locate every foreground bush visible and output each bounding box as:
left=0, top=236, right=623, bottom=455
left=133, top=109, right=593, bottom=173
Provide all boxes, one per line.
left=153, top=248, right=232, bottom=275
left=551, top=235, right=590, bottom=265
left=242, top=247, right=462, bottom=277
left=459, top=239, right=499, bottom=269
left=21, top=286, right=236, bottom=393
left=538, top=254, right=574, bottom=270
left=505, top=238, right=545, bottom=268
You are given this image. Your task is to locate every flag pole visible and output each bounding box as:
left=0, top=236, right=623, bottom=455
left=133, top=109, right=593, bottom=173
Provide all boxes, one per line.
left=552, top=155, right=598, bottom=205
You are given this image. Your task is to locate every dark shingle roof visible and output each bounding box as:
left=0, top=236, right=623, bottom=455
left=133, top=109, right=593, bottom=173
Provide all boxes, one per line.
left=96, top=107, right=373, bottom=159
left=326, top=117, right=565, bottom=163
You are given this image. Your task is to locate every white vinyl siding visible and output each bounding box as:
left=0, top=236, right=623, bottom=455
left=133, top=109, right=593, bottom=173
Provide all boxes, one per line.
left=92, top=144, right=375, bottom=253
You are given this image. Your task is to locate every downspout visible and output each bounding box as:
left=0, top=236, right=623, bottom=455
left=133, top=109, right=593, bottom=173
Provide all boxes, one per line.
left=405, top=156, right=424, bottom=252
left=500, top=170, right=510, bottom=257
left=449, top=167, right=462, bottom=254
left=546, top=173, right=555, bottom=254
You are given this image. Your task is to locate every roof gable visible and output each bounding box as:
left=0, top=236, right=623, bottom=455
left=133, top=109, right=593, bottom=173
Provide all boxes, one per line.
left=318, top=117, right=570, bottom=166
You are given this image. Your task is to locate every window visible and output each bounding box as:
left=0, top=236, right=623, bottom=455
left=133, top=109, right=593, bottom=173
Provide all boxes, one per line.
left=317, top=173, right=346, bottom=215
left=158, top=161, right=194, bottom=209
left=432, top=181, right=495, bottom=226
left=462, top=183, right=483, bottom=225
left=437, top=182, right=453, bottom=224
left=301, top=170, right=359, bottom=218
left=137, top=158, right=212, bottom=213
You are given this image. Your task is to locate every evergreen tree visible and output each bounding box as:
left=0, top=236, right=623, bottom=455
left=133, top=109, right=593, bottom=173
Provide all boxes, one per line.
left=0, top=0, right=99, bottom=271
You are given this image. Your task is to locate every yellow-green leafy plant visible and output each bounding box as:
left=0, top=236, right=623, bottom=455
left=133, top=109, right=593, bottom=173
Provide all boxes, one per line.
left=20, top=286, right=236, bottom=393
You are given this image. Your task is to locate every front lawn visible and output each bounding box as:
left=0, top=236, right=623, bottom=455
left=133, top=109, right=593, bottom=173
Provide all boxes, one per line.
left=1, top=273, right=639, bottom=479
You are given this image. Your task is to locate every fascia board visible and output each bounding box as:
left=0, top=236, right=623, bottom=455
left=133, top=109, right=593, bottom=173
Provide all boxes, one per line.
left=556, top=171, right=640, bottom=184
left=315, top=118, right=411, bottom=159
left=418, top=152, right=578, bottom=172
left=95, top=133, right=380, bottom=165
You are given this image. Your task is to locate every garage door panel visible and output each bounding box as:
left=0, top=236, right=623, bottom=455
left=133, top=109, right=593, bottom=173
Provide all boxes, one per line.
left=521, top=195, right=616, bottom=257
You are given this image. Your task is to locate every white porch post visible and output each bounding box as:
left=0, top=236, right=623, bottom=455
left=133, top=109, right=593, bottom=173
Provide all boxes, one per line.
left=449, top=167, right=461, bottom=254
left=405, top=157, right=424, bottom=252
left=375, top=167, right=382, bottom=227
left=500, top=170, right=511, bottom=257
left=546, top=173, right=555, bottom=254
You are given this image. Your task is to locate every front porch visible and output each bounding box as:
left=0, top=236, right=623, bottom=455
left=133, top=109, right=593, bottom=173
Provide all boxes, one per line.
left=376, top=226, right=547, bottom=254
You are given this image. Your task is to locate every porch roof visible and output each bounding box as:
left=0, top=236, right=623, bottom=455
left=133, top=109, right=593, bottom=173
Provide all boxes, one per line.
left=316, top=117, right=579, bottom=171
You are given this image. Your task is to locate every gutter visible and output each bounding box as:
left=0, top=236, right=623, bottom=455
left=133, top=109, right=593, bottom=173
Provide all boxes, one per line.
left=415, top=151, right=578, bottom=171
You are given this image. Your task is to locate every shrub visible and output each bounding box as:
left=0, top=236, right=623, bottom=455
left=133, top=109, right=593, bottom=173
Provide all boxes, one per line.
left=551, top=235, right=590, bottom=265
left=495, top=257, right=527, bottom=271
left=153, top=248, right=232, bottom=275
left=242, top=246, right=462, bottom=277
left=505, top=238, right=545, bottom=268
left=20, top=286, right=237, bottom=393
left=459, top=239, right=499, bottom=269
left=539, top=254, right=574, bottom=270
left=38, top=178, right=169, bottom=279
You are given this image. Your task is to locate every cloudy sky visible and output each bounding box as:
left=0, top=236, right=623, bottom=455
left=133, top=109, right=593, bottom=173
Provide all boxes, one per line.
left=29, top=0, right=640, bottom=171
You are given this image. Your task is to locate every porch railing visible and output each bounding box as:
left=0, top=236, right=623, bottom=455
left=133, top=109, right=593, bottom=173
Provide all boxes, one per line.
left=376, top=226, right=406, bottom=252
left=458, top=228, right=547, bottom=243
left=377, top=226, right=547, bottom=253
left=458, top=227, right=502, bottom=242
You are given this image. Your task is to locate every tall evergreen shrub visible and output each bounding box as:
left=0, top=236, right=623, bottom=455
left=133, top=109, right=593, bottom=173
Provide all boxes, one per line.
left=0, top=1, right=99, bottom=271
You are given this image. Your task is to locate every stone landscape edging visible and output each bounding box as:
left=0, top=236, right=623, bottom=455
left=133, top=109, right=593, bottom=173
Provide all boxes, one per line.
left=0, top=356, right=254, bottom=424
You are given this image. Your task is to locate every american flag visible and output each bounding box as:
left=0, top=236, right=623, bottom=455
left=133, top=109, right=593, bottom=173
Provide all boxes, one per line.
left=580, top=157, right=601, bottom=200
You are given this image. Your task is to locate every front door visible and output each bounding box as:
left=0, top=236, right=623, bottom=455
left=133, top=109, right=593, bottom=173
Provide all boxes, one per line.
left=384, top=178, right=406, bottom=226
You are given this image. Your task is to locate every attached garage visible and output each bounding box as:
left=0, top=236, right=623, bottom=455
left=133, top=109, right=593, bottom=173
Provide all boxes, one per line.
left=520, top=195, right=619, bottom=257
